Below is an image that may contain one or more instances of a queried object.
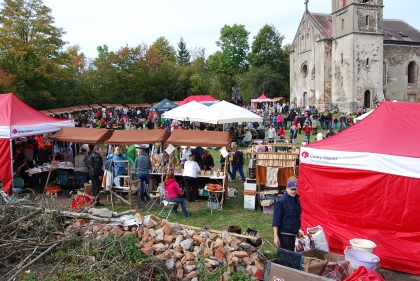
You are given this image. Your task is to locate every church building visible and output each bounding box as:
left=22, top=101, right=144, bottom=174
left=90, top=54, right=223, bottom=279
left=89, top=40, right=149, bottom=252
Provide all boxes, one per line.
left=290, top=0, right=420, bottom=113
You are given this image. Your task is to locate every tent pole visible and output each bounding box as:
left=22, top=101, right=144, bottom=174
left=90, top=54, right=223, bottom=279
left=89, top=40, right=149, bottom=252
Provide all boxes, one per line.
left=9, top=139, right=14, bottom=191
left=44, top=154, right=56, bottom=192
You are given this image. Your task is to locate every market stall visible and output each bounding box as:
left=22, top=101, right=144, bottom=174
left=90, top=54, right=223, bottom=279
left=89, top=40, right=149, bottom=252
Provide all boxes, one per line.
left=178, top=95, right=219, bottom=106
left=299, top=101, right=420, bottom=274
left=188, top=100, right=262, bottom=124
left=40, top=127, right=113, bottom=192
left=0, top=93, right=74, bottom=193
left=162, top=100, right=208, bottom=121
left=104, top=129, right=171, bottom=208
left=251, top=93, right=272, bottom=110
left=165, top=130, right=231, bottom=202
left=149, top=98, right=178, bottom=112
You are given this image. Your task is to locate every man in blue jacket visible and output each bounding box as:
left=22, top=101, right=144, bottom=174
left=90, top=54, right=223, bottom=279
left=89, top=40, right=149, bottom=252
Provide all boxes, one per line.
left=272, top=176, right=302, bottom=251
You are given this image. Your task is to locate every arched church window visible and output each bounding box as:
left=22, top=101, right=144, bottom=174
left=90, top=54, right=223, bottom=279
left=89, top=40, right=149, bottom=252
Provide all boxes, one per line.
left=408, top=61, right=417, bottom=83
left=301, top=63, right=308, bottom=77
left=366, top=58, right=370, bottom=68
left=342, top=18, right=344, bottom=30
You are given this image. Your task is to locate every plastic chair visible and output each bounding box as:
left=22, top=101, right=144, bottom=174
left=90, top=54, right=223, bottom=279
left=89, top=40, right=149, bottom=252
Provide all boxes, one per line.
left=157, top=186, right=177, bottom=220
left=145, top=184, right=161, bottom=211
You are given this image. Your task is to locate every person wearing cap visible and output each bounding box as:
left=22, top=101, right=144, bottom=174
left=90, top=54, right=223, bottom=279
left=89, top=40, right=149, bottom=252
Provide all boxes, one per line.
left=272, top=176, right=302, bottom=251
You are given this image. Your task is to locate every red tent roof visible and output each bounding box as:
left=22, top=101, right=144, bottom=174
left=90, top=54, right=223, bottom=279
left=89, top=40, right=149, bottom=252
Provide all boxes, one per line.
left=0, top=93, right=74, bottom=132
left=251, top=94, right=272, bottom=102
left=178, top=95, right=218, bottom=106
left=306, top=101, right=419, bottom=158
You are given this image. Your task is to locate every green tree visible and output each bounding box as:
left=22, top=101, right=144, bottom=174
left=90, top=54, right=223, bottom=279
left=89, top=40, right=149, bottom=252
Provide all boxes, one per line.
left=151, top=36, right=176, bottom=63
left=0, top=0, right=69, bottom=109
left=176, top=37, right=190, bottom=66
left=239, top=64, right=287, bottom=103
left=207, top=24, right=250, bottom=76
left=249, top=24, right=286, bottom=72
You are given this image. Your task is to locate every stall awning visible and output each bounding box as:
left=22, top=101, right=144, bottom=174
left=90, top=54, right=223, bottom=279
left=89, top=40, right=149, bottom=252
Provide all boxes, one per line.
left=48, top=108, right=73, bottom=114
left=105, top=129, right=170, bottom=145
left=166, top=130, right=231, bottom=148
left=48, top=127, right=112, bottom=144
left=78, top=105, right=92, bottom=110
left=39, top=110, right=52, bottom=115
left=89, top=104, right=101, bottom=108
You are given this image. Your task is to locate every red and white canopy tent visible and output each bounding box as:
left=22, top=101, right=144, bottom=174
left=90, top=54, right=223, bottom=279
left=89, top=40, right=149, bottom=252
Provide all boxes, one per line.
left=177, top=95, right=219, bottom=106
left=298, top=101, right=420, bottom=274
left=251, top=93, right=272, bottom=110
left=0, top=93, right=74, bottom=193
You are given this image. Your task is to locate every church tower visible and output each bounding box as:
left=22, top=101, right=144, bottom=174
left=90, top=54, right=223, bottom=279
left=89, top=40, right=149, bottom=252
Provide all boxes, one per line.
left=331, top=0, right=384, bottom=112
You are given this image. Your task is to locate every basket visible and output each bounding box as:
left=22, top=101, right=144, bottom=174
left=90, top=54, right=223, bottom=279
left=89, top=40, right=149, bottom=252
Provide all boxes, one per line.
left=301, top=256, right=328, bottom=275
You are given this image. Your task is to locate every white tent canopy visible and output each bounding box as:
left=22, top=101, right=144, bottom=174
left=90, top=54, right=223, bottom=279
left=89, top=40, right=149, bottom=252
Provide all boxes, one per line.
left=162, top=100, right=209, bottom=121
left=189, top=100, right=263, bottom=124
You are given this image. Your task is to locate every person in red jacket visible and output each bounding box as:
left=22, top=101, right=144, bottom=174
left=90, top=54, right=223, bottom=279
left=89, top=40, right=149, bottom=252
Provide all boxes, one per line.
left=164, top=170, right=189, bottom=217
left=303, top=122, right=312, bottom=144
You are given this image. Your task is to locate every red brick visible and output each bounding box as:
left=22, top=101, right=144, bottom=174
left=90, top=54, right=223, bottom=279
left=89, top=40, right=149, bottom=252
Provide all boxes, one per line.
left=186, top=260, right=196, bottom=265
left=163, top=235, right=173, bottom=244
left=218, top=245, right=227, bottom=255
left=163, top=224, right=172, bottom=235
left=193, top=234, right=205, bottom=243
left=173, top=252, right=184, bottom=259
left=143, top=228, right=149, bottom=239
left=177, top=268, right=183, bottom=279
left=243, top=257, right=255, bottom=265
left=140, top=246, right=153, bottom=255
left=176, top=261, right=183, bottom=269
left=185, top=252, right=195, bottom=261
left=111, top=226, right=124, bottom=237
left=255, top=260, right=264, bottom=271
left=137, top=226, right=143, bottom=238
left=214, top=250, right=225, bottom=261
left=204, top=247, right=213, bottom=257
left=186, top=271, right=197, bottom=278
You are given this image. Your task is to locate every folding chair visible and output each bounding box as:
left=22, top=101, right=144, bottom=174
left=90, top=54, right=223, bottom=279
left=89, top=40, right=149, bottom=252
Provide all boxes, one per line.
left=145, top=184, right=161, bottom=212
left=157, top=185, right=177, bottom=220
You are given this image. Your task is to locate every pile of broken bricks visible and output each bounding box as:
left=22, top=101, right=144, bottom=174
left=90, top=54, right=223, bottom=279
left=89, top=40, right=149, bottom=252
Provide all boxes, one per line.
left=67, top=213, right=265, bottom=280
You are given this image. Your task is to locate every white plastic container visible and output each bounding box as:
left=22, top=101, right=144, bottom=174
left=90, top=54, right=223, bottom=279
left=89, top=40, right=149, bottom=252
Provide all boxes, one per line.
left=344, top=246, right=380, bottom=270
left=350, top=238, right=377, bottom=253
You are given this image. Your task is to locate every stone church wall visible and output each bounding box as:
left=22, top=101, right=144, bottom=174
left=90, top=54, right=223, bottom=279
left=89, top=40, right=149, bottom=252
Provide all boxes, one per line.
left=384, top=44, right=420, bottom=102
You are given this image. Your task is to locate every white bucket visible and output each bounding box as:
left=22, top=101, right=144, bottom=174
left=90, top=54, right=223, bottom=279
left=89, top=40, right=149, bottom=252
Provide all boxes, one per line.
left=344, top=246, right=380, bottom=270
left=350, top=238, right=376, bottom=253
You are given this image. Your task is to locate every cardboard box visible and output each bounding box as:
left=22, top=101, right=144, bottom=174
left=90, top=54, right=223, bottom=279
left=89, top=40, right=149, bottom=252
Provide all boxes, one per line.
left=265, top=249, right=380, bottom=281
left=84, top=183, right=92, bottom=195
left=263, top=205, right=274, bottom=214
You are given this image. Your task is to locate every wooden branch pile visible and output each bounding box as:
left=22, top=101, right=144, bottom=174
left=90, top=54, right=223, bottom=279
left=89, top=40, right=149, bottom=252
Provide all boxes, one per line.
left=0, top=204, right=68, bottom=281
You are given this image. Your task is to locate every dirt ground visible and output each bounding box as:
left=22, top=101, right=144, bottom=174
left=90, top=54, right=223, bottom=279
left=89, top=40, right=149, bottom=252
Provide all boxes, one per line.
left=24, top=190, right=420, bottom=281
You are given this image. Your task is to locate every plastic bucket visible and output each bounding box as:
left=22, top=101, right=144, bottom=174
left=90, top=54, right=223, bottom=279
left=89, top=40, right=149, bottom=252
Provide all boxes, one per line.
left=228, top=225, right=241, bottom=234
left=344, top=246, right=380, bottom=270
left=350, top=238, right=376, bottom=253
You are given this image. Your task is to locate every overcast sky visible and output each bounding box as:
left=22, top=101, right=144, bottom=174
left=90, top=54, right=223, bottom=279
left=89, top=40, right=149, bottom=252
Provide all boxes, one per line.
left=40, top=0, right=420, bottom=59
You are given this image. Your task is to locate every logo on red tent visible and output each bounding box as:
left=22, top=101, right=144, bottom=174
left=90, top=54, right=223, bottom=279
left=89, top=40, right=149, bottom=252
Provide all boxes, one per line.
left=301, top=151, right=309, bottom=158
left=12, top=129, right=17, bottom=134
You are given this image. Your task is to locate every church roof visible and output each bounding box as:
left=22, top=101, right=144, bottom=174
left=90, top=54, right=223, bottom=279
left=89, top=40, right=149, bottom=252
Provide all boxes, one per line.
left=383, top=19, right=420, bottom=44
left=310, top=13, right=332, bottom=37
left=309, top=13, right=420, bottom=44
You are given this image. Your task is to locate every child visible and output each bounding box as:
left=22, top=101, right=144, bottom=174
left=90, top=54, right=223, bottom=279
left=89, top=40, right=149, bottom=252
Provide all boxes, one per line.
left=333, top=117, right=339, bottom=129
